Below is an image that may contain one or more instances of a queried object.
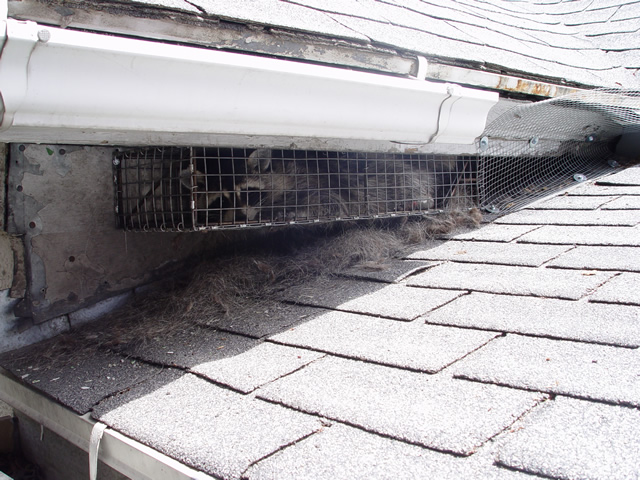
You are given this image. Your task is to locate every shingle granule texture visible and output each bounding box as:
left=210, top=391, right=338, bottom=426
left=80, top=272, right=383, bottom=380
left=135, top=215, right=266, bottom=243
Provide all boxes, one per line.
left=257, top=356, right=546, bottom=455
left=497, top=397, right=640, bottom=480
left=247, top=423, right=533, bottom=480
left=451, top=334, right=640, bottom=406
left=93, top=372, right=322, bottom=479
left=424, top=292, right=640, bottom=347
left=269, top=310, right=498, bottom=372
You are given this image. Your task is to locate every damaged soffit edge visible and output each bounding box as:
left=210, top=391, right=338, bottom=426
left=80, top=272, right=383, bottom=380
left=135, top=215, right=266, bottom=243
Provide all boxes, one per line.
left=4, top=0, right=603, bottom=98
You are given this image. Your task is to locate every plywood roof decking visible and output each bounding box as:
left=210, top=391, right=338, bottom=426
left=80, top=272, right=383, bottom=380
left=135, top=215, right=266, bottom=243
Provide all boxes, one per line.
left=2, top=164, right=640, bottom=479
left=8, top=0, right=640, bottom=89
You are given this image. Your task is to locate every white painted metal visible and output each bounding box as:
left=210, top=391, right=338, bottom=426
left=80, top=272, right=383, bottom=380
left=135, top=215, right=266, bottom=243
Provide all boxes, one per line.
left=89, top=422, right=108, bottom=480
left=0, top=368, right=214, bottom=480
left=0, top=18, right=497, bottom=146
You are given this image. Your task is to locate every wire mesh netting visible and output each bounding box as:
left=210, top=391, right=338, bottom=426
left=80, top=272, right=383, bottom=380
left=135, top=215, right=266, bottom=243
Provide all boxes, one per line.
left=114, top=148, right=477, bottom=231
left=113, top=89, right=639, bottom=232
left=477, top=88, right=640, bottom=214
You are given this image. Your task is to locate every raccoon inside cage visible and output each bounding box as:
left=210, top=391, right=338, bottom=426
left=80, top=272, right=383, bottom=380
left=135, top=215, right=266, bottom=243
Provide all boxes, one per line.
left=114, top=148, right=477, bottom=231
left=114, top=89, right=640, bottom=232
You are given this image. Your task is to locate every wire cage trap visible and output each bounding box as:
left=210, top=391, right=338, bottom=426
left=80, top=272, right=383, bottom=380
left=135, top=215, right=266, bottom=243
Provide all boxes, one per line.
left=113, top=148, right=478, bottom=231
left=114, top=89, right=640, bottom=232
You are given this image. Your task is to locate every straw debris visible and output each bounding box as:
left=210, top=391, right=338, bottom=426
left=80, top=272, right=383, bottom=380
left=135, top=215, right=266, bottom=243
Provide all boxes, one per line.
left=7, top=210, right=481, bottom=367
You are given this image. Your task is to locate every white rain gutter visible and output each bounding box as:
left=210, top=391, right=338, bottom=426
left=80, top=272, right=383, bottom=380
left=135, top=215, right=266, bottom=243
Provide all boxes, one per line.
left=0, top=16, right=498, bottom=146
left=0, top=368, right=213, bottom=480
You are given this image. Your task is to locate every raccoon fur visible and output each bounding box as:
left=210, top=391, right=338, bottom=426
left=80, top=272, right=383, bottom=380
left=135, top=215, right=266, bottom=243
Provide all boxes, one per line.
left=196, top=149, right=439, bottom=225
left=125, top=148, right=472, bottom=229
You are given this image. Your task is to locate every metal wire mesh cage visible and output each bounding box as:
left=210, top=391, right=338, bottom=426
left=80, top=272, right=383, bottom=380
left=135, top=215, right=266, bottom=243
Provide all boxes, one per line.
left=114, top=89, right=639, bottom=231
left=113, top=148, right=477, bottom=231
left=477, top=88, right=640, bottom=214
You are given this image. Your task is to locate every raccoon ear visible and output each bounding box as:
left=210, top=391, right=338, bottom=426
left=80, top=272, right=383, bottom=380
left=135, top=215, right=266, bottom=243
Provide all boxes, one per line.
left=247, top=149, right=272, bottom=172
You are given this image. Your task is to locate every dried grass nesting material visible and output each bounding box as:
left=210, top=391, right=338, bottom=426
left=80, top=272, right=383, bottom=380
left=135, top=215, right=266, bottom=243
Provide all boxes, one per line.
left=10, top=210, right=481, bottom=367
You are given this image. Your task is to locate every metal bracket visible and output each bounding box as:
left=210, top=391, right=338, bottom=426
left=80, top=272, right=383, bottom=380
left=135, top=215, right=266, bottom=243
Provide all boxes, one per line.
left=413, top=55, right=428, bottom=80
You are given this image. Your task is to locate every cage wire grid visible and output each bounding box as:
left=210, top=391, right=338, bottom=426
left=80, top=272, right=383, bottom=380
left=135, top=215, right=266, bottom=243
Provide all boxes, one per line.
left=477, top=88, right=640, bottom=214
left=114, top=147, right=477, bottom=231
left=113, top=88, right=639, bottom=232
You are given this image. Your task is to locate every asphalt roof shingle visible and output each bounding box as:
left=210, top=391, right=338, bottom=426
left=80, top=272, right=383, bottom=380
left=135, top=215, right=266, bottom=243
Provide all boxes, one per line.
left=425, top=292, right=640, bottom=347
left=256, top=356, right=547, bottom=456
left=2, top=162, right=640, bottom=478
left=496, top=396, right=640, bottom=480
left=21, top=0, right=639, bottom=88
left=269, top=310, right=498, bottom=372
left=92, top=372, right=324, bottom=480
left=451, top=334, right=640, bottom=406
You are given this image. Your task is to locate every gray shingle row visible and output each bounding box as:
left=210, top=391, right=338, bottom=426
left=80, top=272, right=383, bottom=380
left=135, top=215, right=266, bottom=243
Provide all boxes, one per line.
left=589, top=272, right=640, bottom=305
left=408, top=240, right=571, bottom=266
left=519, top=224, right=640, bottom=245
left=268, top=309, right=498, bottom=372
left=601, top=195, right=640, bottom=208
left=527, top=194, right=619, bottom=209
left=548, top=245, right=640, bottom=271
left=0, top=346, right=164, bottom=414
left=338, top=259, right=435, bottom=283
left=92, top=371, right=324, bottom=480
left=569, top=184, right=640, bottom=195
left=424, top=292, right=640, bottom=347
left=281, top=278, right=463, bottom=320
left=407, top=262, right=612, bottom=299
left=611, top=1, right=640, bottom=21
left=494, top=208, right=640, bottom=225
left=495, top=396, right=640, bottom=480
left=256, top=356, right=547, bottom=456
left=44, top=0, right=638, bottom=87
left=190, top=0, right=370, bottom=41
left=247, top=423, right=534, bottom=480
left=451, top=334, right=640, bottom=406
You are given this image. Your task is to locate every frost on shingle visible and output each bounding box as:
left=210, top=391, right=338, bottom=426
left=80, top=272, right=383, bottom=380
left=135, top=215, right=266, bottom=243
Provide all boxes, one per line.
left=497, top=397, right=640, bottom=480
